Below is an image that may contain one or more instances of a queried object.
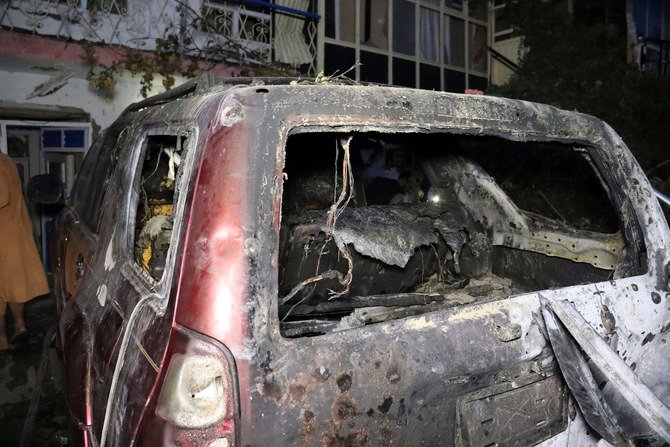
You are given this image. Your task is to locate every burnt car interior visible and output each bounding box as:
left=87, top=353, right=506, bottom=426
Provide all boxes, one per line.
left=278, top=132, right=639, bottom=338
left=134, top=134, right=186, bottom=281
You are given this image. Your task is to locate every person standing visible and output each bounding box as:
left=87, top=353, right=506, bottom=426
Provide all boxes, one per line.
left=0, top=153, right=49, bottom=351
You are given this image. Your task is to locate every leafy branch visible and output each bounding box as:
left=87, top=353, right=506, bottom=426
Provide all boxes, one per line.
left=82, top=1, right=297, bottom=98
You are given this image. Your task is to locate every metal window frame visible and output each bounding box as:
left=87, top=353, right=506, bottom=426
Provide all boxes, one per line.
left=0, top=120, right=92, bottom=156
left=318, top=0, right=489, bottom=91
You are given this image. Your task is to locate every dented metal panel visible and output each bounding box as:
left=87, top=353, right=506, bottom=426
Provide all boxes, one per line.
left=542, top=297, right=670, bottom=442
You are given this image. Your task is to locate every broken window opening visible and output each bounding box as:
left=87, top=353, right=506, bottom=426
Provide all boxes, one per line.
left=278, top=131, right=639, bottom=338
left=133, top=134, right=187, bottom=282
left=456, top=137, right=620, bottom=234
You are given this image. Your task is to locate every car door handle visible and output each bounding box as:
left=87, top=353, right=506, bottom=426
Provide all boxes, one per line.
left=75, top=255, right=86, bottom=279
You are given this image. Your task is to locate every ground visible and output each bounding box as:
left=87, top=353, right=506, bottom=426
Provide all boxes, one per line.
left=0, top=295, right=70, bottom=446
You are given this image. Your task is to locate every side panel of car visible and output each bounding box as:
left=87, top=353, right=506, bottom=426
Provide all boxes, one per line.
left=62, top=219, right=96, bottom=301
left=53, top=126, right=125, bottom=443
left=58, top=216, right=96, bottom=435
left=89, top=116, right=210, bottom=445
left=85, top=125, right=170, bottom=444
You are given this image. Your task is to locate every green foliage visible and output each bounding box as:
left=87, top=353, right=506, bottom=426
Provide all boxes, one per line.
left=488, top=0, right=670, bottom=171
left=82, top=36, right=203, bottom=98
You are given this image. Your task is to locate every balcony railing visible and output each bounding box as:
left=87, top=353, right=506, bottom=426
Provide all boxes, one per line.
left=639, top=38, right=670, bottom=79
left=0, top=0, right=319, bottom=75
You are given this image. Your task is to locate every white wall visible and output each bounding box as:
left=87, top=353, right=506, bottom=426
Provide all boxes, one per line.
left=0, top=64, right=186, bottom=130
left=490, top=36, right=523, bottom=86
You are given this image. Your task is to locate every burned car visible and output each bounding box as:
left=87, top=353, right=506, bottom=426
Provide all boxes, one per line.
left=41, top=75, right=670, bottom=446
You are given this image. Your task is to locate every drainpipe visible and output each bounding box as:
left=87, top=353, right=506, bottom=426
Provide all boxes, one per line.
left=317, top=0, right=325, bottom=74
left=624, top=0, right=639, bottom=65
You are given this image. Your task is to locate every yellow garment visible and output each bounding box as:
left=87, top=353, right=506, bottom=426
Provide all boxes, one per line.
left=0, top=154, right=49, bottom=313
left=151, top=204, right=173, bottom=217
left=140, top=204, right=173, bottom=273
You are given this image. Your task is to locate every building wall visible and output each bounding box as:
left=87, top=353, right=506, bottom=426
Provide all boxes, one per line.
left=489, top=36, right=521, bottom=86
left=0, top=30, right=241, bottom=130
left=0, top=68, right=155, bottom=130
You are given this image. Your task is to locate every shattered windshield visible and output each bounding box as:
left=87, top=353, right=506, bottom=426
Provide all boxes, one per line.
left=278, top=132, right=628, bottom=338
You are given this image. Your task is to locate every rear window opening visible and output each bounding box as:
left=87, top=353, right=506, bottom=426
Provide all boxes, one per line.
left=278, top=131, right=633, bottom=338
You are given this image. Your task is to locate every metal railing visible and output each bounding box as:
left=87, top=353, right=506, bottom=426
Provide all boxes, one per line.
left=639, top=38, right=670, bottom=79
left=0, top=0, right=319, bottom=75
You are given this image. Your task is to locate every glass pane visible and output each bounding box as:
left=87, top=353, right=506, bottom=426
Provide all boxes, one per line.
left=48, top=162, right=65, bottom=182
left=420, top=7, right=440, bottom=61
left=393, top=0, right=415, bottom=55
left=360, top=51, right=389, bottom=83
left=341, top=0, right=357, bottom=42
left=326, top=0, right=356, bottom=42
left=42, top=130, right=62, bottom=149
left=633, top=0, right=647, bottom=37
left=444, top=15, right=465, bottom=67
left=420, top=63, right=441, bottom=90
left=324, top=44, right=356, bottom=77
left=393, top=57, right=416, bottom=87
left=444, top=0, right=463, bottom=11
left=649, top=0, right=662, bottom=39
left=326, top=0, right=336, bottom=37
left=494, top=7, right=511, bottom=32
left=469, top=23, right=487, bottom=73
left=444, top=68, right=465, bottom=92
left=64, top=129, right=85, bottom=148
left=71, top=130, right=122, bottom=231
left=7, top=135, right=29, bottom=158
left=469, top=0, right=487, bottom=21
left=360, top=0, right=389, bottom=49
left=468, top=74, right=487, bottom=91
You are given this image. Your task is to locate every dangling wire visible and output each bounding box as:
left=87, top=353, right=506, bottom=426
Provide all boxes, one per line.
left=281, top=136, right=356, bottom=316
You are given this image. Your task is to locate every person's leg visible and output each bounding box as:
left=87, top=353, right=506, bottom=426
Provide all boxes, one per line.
left=8, top=302, right=26, bottom=334
left=0, top=300, right=8, bottom=350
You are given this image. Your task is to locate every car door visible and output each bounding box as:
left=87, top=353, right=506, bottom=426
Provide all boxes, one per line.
left=83, top=127, right=194, bottom=446
left=55, top=128, right=124, bottom=443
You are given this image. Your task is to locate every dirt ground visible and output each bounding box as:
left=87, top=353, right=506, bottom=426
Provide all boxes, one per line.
left=0, top=294, right=70, bottom=446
